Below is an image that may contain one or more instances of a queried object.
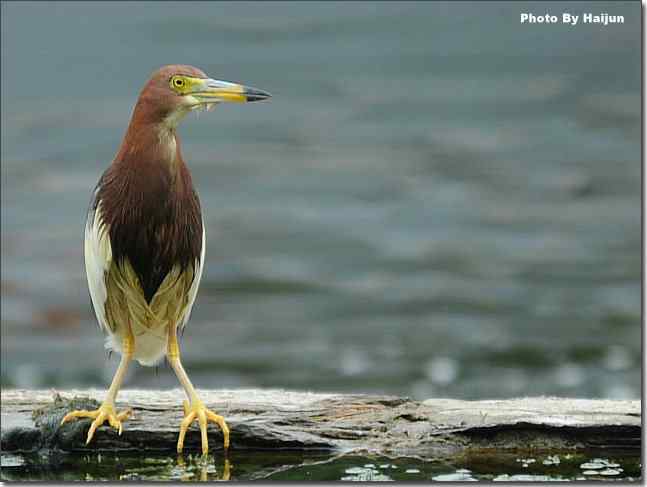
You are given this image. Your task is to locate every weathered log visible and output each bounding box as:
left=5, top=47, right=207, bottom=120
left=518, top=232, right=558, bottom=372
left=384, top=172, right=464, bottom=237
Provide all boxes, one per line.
left=1, top=389, right=640, bottom=457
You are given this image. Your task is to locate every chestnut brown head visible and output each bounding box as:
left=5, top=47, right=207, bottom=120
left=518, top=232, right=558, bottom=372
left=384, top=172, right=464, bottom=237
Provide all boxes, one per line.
left=132, top=64, right=271, bottom=128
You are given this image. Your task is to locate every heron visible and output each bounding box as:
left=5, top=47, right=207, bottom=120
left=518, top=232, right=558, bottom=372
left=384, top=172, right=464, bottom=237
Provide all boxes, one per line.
left=60, top=65, right=271, bottom=455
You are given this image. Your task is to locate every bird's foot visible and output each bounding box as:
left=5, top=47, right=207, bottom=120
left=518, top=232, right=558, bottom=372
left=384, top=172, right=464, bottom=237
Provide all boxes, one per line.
left=177, top=399, right=230, bottom=455
left=60, top=403, right=132, bottom=444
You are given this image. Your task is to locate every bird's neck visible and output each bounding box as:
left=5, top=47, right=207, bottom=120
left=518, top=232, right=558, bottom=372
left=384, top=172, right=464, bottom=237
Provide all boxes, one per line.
left=110, top=119, right=199, bottom=217
left=116, top=117, right=188, bottom=180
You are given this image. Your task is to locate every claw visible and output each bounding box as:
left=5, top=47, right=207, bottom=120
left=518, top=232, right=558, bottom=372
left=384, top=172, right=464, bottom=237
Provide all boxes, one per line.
left=198, top=409, right=209, bottom=455
left=177, top=410, right=197, bottom=454
left=61, top=409, right=93, bottom=425
left=117, top=408, right=132, bottom=421
left=60, top=403, right=131, bottom=445
left=206, top=410, right=230, bottom=449
left=176, top=401, right=230, bottom=455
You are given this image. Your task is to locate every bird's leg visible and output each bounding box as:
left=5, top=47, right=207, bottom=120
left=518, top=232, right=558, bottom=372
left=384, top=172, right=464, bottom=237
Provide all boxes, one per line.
left=61, top=328, right=134, bottom=444
left=167, top=325, right=229, bottom=455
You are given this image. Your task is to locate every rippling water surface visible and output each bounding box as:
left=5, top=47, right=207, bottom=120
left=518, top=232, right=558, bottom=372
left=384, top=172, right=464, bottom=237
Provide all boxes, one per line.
left=1, top=2, right=641, bottom=401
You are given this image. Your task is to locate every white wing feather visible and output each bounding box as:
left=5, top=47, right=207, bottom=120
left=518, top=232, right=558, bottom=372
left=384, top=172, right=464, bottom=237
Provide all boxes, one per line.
left=180, top=222, right=205, bottom=331
left=84, top=202, right=113, bottom=333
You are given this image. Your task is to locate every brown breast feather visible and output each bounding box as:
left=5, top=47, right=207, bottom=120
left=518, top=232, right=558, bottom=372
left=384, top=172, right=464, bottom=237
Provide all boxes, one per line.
left=93, top=157, right=202, bottom=304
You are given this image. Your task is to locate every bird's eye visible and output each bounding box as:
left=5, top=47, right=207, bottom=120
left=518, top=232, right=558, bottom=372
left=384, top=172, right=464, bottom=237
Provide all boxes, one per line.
left=170, top=77, right=187, bottom=91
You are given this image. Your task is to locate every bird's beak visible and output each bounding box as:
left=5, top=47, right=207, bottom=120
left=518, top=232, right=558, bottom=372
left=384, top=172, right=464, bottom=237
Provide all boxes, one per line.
left=192, top=78, right=271, bottom=104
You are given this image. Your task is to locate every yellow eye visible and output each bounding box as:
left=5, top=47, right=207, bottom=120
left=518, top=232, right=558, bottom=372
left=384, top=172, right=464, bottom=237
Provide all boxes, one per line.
left=171, top=77, right=185, bottom=89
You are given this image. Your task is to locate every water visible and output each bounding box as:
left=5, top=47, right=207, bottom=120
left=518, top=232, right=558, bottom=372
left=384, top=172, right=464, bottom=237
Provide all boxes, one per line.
left=1, top=451, right=641, bottom=481
left=1, top=2, right=641, bottom=401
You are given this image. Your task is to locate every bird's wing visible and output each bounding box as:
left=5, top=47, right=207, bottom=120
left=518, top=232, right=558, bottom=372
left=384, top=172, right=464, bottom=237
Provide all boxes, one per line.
left=179, top=222, right=205, bottom=332
left=85, top=195, right=204, bottom=335
left=84, top=201, right=114, bottom=333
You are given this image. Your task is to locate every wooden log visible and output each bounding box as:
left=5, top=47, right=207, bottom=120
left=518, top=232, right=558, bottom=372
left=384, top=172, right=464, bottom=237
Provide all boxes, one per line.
left=0, top=389, right=640, bottom=457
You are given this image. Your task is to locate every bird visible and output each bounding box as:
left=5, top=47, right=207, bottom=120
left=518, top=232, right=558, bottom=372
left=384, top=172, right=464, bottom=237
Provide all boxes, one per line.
left=60, top=65, right=271, bottom=455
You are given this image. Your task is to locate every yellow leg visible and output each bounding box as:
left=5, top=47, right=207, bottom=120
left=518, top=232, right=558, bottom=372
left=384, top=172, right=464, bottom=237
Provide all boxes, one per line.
left=168, top=325, right=230, bottom=455
left=61, top=330, right=134, bottom=444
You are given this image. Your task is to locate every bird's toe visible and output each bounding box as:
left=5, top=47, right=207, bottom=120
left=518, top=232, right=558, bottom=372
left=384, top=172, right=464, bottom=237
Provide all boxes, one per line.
left=176, top=401, right=229, bottom=455
left=60, top=403, right=131, bottom=445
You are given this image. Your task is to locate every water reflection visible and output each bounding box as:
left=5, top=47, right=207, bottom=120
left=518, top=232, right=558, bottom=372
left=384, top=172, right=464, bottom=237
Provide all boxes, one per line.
left=1, top=451, right=641, bottom=481
left=175, top=455, right=231, bottom=482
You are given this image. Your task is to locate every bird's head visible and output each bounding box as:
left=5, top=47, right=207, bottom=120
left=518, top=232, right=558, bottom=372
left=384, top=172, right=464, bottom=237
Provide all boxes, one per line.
left=134, top=65, right=271, bottom=129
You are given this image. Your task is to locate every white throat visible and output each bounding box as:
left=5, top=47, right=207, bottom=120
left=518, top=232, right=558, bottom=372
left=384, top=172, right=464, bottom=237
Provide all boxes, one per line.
left=157, top=125, right=178, bottom=166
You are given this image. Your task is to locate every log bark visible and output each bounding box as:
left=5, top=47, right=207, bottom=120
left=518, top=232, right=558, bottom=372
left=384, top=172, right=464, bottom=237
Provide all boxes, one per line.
left=1, top=389, right=640, bottom=457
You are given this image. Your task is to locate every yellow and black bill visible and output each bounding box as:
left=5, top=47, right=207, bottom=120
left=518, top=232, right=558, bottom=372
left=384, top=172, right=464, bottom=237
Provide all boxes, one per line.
left=193, top=78, right=271, bottom=103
